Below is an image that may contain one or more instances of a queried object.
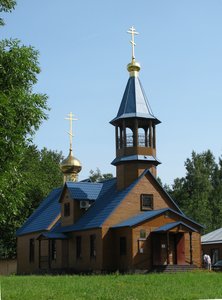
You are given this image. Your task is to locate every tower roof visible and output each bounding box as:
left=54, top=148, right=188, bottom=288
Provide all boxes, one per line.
left=110, top=75, right=160, bottom=125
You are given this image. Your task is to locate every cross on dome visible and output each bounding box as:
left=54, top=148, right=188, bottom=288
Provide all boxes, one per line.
left=127, top=26, right=139, bottom=60
left=65, top=112, right=78, bottom=152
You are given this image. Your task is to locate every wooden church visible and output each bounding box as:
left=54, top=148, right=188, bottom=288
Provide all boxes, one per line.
left=16, top=27, right=203, bottom=274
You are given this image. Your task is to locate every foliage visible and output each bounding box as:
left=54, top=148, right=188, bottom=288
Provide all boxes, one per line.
left=0, top=0, right=16, bottom=26
left=169, top=150, right=222, bottom=232
left=0, top=146, right=63, bottom=258
left=2, top=272, right=222, bottom=300
left=0, top=38, right=50, bottom=258
left=89, top=168, right=113, bottom=182
left=0, top=39, right=48, bottom=173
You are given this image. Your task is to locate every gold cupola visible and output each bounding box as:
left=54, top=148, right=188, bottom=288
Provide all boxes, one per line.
left=60, top=112, right=82, bottom=183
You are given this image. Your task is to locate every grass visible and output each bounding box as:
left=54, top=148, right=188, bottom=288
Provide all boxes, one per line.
left=1, top=271, right=222, bottom=300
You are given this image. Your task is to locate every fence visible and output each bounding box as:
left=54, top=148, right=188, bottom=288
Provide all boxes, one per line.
left=0, top=259, right=17, bottom=275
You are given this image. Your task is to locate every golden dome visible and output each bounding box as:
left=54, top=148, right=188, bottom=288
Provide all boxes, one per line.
left=127, top=59, right=141, bottom=77
left=60, top=150, right=82, bottom=182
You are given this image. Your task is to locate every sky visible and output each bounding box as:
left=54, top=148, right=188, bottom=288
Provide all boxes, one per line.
left=2, top=0, right=222, bottom=185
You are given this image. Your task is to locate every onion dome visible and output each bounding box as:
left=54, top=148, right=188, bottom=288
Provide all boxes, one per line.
left=60, top=149, right=82, bottom=183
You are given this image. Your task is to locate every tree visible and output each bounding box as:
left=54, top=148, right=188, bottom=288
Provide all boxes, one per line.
left=89, top=168, right=113, bottom=182
left=0, top=0, right=16, bottom=26
left=0, top=146, right=63, bottom=258
left=0, top=39, right=48, bottom=174
left=170, top=150, right=219, bottom=232
left=0, top=2, right=50, bottom=257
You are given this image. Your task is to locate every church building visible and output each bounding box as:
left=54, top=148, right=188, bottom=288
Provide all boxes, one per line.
left=16, top=27, right=203, bottom=274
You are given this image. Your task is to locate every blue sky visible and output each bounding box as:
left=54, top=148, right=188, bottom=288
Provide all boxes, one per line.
left=2, top=0, right=222, bottom=185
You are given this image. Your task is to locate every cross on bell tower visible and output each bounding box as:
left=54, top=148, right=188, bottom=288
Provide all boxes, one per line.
left=110, top=27, right=161, bottom=190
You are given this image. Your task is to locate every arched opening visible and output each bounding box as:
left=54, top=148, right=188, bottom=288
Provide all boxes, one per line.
left=138, top=128, right=145, bottom=146
left=126, top=127, right=133, bottom=147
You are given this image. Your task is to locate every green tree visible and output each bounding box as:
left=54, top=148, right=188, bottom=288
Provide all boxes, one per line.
left=0, top=0, right=16, bottom=26
left=209, top=158, right=222, bottom=231
left=89, top=168, right=113, bottom=182
left=0, top=146, right=63, bottom=258
left=0, top=2, right=50, bottom=258
left=170, top=150, right=217, bottom=232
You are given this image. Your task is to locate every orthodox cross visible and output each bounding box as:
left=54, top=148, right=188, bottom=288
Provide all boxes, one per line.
left=127, top=26, right=139, bottom=60
left=65, top=112, right=78, bottom=152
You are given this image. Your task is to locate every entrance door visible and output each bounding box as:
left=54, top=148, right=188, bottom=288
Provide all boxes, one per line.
left=176, top=233, right=185, bottom=265
left=152, top=234, right=167, bottom=265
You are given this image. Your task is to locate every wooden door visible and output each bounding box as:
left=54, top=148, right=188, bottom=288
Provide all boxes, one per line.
left=176, top=233, right=185, bottom=265
left=152, top=234, right=167, bottom=265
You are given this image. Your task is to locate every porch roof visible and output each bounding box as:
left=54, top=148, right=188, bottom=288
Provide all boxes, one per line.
left=37, top=232, right=68, bottom=240
left=153, top=221, right=198, bottom=233
left=112, top=208, right=202, bottom=230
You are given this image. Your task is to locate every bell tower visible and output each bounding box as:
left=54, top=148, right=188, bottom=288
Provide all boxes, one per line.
left=110, top=27, right=161, bottom=190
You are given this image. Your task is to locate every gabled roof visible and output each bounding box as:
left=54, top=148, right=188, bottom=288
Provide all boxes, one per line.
left=16, top=187, right=62, bottom=236
left=17, top=169, right=202, bottom=237
left=59, top=169, right=187, bottom=233
left=16, top=179, right=116, bottom=237
left=154, top=221, right=197, bottom=233
left=201, top=228, right=222, bottom=244
left=112, top=209, right=168, bottom=228
left=112, top=208, right=202, bottom=230
left=65, top=181, right=104, bottom=201
left=37, top=232, right=68, bottom=240
left=110, top=76, right=160, bottom=125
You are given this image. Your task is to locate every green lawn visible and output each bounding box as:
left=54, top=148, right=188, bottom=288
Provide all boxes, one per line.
left=1, top=271, right=222, bottom=300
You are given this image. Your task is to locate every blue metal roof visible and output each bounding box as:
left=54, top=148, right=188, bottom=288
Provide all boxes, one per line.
left=112, top=209, right=168, bottom=228
left=17, top=169, right=202, bottom=237
left=16, top=187, right=62, bottom=236
left=112, top=209, right=200, bottom=230
left=38, top=232, right=68, bottom=239
left=59, top=172, right=150, bottom=233
left=154, top=221, right=197, bottom=233
left=66, top=181, right=103, bottom=200
left=111, top=155, right=161, bottom=166
left=110, top=76, right=160, bottom=125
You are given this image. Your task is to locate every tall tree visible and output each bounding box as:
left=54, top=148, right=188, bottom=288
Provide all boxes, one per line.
left=170, top=150, right=217, bottom=232
left=0, top=2, right=50, bottom=258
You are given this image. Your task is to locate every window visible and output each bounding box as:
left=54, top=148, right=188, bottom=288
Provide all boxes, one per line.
left=90, top=234, right=96, bottom=258
left=76, top=236, right=82, bottom=259
left=29, top=239, right=35, bottom=262
left=64, top=202, right=70, bottom=217
left=211, top=249, right=219, bottom=264
left=51, top=240, right=56, bottom=260
left=120, top=237, right=127, bottom=256
left=140, top=229, right=146, bottom=239
left=141, top=194, right=153, bottom=211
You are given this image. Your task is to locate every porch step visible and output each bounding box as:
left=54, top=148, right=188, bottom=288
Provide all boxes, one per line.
left=152, top=264, right=199, bottom=273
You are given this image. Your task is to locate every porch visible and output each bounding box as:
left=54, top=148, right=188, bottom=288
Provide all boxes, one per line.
left=152, top=221, right=197, bottom=267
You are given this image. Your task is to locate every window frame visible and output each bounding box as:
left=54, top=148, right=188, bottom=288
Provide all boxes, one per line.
left=140, top=194, right=153, bottom=211
left=64, top=202, right=70, bottom=217
left=29, top=238, right=35, bottom=263
left=119, top=237, right=127, bottom=256
left=51, top=240, right=57, bottom=261
left=76, top=236, right=82, bottom=259
left=90, top=234, right=96, bottom=259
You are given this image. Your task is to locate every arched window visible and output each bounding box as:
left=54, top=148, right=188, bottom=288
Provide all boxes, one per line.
left=117, top=126, right=121, bottom=149
left=126, top=127, right=133, bottom=147
left=138, top=128, right=145, bottom=146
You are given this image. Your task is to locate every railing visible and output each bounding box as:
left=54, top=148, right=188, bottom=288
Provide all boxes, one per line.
left=117, top=134, right=148, bottom=148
